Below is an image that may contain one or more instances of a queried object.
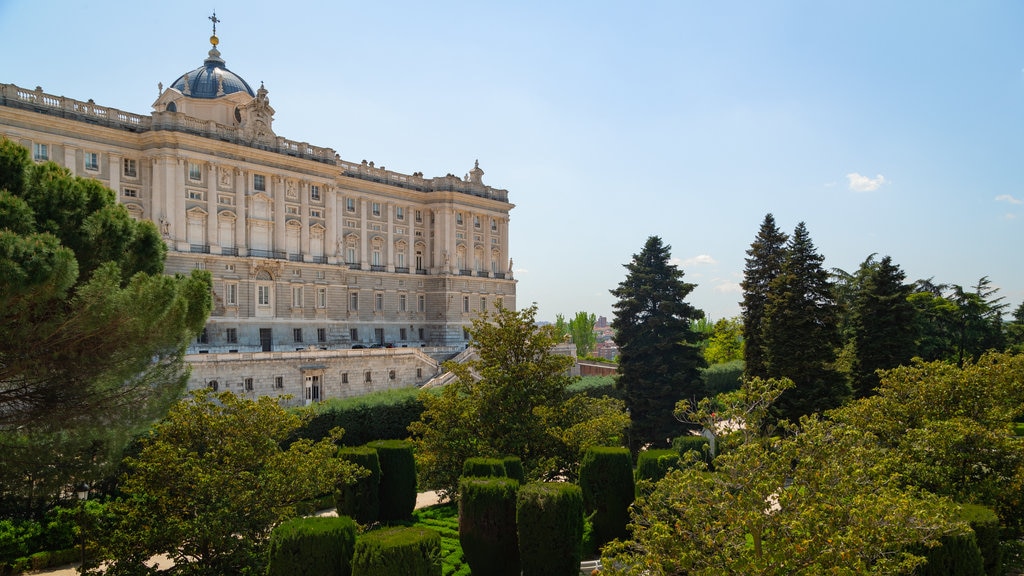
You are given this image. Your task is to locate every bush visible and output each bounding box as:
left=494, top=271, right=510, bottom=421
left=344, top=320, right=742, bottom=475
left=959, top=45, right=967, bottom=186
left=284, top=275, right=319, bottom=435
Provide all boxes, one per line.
left=635, top=449, right=680, bottom=484
left=701, top=360, right=744, bottom=396
left=351, top=526, right=441, bottom=576
left=567, top=376, right=622, bottom=400
left=458, top=477, right=520, bottom=576
left=462, top=457, right=507, bottom=479
left=292, top=388, right=425, bottom=446
left=578, top=446, right=634, bottom=548
left=368, top=440, right=417, bottom=522
left=266, top=516, right=359, bottom=576
left=335, top=446, right=381, bottom=524
left=673, top=434, right=712, bottom=463
left=517, top=482, right=584, bottom=576
left=501, top=456, right=525, bottom=483
left=960, top=504, right=1002, bottom=576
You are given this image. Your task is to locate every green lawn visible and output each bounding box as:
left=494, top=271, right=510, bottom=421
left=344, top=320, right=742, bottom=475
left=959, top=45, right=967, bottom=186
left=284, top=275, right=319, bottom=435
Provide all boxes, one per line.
left=413, top=503, right=470, bottom=576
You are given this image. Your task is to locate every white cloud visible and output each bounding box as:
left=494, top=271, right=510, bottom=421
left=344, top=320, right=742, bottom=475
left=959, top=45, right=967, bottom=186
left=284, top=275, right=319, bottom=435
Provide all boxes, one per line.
left=683, top=254, right=717, bottom=267
left=846, top=172, right=887, bottom=192
left=996, top=194, right=1023, bottom=205
left=714, top=281, right=742, bottom=294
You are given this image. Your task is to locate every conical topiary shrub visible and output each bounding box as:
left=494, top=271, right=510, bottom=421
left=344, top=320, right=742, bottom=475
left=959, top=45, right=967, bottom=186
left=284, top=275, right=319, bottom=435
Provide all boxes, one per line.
left=335, top=445, right=381, bottom=524
left=578, top=446, right=634, bottom=548
left=517, top=482, right=584, bottom=576
left=459, top=476, right=520, bottom=576
left=367, top=439, right=417, bottom=522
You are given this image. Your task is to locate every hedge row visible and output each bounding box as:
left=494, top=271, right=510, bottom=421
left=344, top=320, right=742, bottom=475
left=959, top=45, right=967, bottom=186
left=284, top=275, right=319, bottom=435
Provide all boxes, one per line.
left=635, top=449, right=681, bottom=484
left=292, top=388, right=425, bottom=446
left=517, top=482, right=584, bottom=576
left=458, top=477, right=520, bottom=576
left=352, top=526, right=441, bottom=576
left=267, top=516, right=357, bottom=576
left=578, top=447, right=634, bottom=548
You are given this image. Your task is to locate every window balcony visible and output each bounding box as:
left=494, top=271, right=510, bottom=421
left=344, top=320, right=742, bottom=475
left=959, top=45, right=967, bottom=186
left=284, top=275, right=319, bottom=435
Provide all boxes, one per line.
left=189, top=244, right=210, bottom=254
left=395, top=266, right=410, bottom=274
left=250, top=249, right=287, bottom=260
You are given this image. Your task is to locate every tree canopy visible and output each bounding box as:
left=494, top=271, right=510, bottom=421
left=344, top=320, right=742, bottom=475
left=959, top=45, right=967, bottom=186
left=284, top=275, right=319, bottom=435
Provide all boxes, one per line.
left=611, top=236, right=705, bottom=451
left=409, top=304, right=628, bottom=498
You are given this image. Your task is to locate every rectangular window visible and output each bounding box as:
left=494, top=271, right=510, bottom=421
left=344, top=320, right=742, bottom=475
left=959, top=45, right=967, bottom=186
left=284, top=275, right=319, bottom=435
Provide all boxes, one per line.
left=226, top=327, right=238, bottom=344
left=481, top=297, right=487, bottom=311
left=346, top=247, right=357, bottom=264
left=123, top=188, right=138, bottom=198
left=197, top=327, right=209, bottom=344
left=400, top=327, right=407, bottom=340
left=364, top=371, right=372, bottom=383
left=317, top=287, right=327, bottom=308
left=310, top=184, right=321, bottom=201
left=84, top=152, right=99, bottom=171
left=275, top=376, right=284, bottom=389
left=491, top=218, right=497, bottom=231
left=396, top=206, right=405, bottom=220
left=244, top=378, right=254, bottom=391
left=349, top=328, right=358, bottom=341
left=253, top=174, right=266, bottom=191
left=123, top=158, right=137, bottom=177
left=258, top=285, right=270, bottom=306
left=417, top=368, right=423, bottom=378
left=463, top=296, right=470, bottom=313
left=474, top=216, right=481, bottom=228
left=225, top=282, right=238, bottom=306
left=188, top=190, right=203, bottom=200
left=346, top=198, right=355, bottom=212
left=317, top=328, right=326, bottom=343
left=399, top=294, right=407, bottom=312
left=218, top=195, right=234, bottom=206
left=415, top=210, right=422, bottom=223
left=418, top=328, right=424, bottom=340
left=293, top=328, right=303, bottom=343
left=310, top=209, right=322, bottom=218
left=456, top=212, right=464, bottom=225
left=316, top=270, right=325, bottom=280
left=342, top=372, right=349, bottom=384
left=418, top=295, right=425, bottom=312
left=292, top=286, right=303, bottom=308
left=286, top=205, right=299, bottom=215
left=375, top=292, right=383, bottom=311
left=188, top=162, right=201, bottom=181
left=372, top=202, right=381, bottom=216
left=33, top=143, right=48, bottom=161
left=350, top=292, right=358, bottom=310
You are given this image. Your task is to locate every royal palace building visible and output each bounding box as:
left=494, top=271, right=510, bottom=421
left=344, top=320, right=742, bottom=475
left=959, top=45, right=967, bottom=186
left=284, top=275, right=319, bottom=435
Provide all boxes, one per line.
left=0, top=30, right=516, bottom=402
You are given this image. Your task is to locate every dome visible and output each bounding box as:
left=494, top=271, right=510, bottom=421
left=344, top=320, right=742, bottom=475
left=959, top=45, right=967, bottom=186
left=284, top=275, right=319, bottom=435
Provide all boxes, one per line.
left=170, top=45, right=254, bottom=99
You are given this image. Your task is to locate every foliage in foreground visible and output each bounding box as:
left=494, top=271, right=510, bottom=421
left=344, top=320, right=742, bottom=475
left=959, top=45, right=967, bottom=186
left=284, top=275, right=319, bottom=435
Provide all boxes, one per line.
left=89, top=390, right=364, bottom=576
left=602, top=377, right=968, bottom=575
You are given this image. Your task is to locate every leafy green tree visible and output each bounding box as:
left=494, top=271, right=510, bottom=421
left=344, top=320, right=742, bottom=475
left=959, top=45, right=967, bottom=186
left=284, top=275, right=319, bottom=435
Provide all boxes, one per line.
left=611, top=236, right=706, bottom=451
left=849, top=255, right=918, bottom=397
left=762, top=222, right=846, bottom=420
left=0, top=138, right=211, bottom=514
left=553, top=313, right=569, bottom=341
left=568, top=311, right=597, bottom=357
left=409, top=304, right=628, bottom=498
left=92, top=390, right=364, bottom=576
left=704, top=317, right=744, bottom=365
left=602, top=377, right=968, bottom=576
left=741, top=214, right=789, bottom=381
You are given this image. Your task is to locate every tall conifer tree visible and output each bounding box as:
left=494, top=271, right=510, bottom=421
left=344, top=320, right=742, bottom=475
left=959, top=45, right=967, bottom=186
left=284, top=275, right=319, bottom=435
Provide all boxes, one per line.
left=741, top=214, right=789, bottom=380
left=762, top=222, right=846, bottom=420
left=611, top=236, right=705, bottom=451
left=849, top=255, right=917, bottom=397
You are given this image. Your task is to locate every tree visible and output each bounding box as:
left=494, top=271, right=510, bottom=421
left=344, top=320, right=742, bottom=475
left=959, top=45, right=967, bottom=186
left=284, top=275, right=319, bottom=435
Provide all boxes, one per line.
left=909, top=277, right=1008, bottom=365
left=92, top=389, right=364, bottom=575
left=602, top=378, right=968, bottom=576
left=762, top=222, right=846, bottom=421
left=0, top=139, right=211, bottom=514
left=409, top=304, right=628, bottom=498
left=848, top=255, right=917, bottom=397
left=741, top=214, right=789, bottom=381
left=1008, top=302, right=1024, bottom=352
left=704, top=317, right=744, bottom=365
left=568, top=311, right=597, bottom=357
left=610, top=236, right=706, bottom=452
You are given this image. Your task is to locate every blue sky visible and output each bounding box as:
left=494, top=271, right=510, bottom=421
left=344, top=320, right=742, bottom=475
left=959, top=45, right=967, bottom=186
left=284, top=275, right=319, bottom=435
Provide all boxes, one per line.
left=3, top=1, right=1022, bottom=322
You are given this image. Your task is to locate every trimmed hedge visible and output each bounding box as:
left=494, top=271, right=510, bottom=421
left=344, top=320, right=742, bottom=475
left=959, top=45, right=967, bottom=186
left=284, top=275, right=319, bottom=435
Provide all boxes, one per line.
left=578, top=446, right=634, bottom=548
left=635, top=449, right=681, bottom=484
left=502, top=456, right=525, bottom=484
left=567, top=376, right=622, bottom=400
left=267, top=516, right=358, bottom=576
left=335, top=446, right=381, bottom=524
left=291, top=388, right=425, bottom=446
left=911, top=504, right=1002, bottom=576
left=462, top=457, right=507, bottom=479
left=517, top=482, right=584, bottom=576
left=458, top=477, right=520, bottom=576
left=702, top=360, right=744, bottom=396
left=367, top=440, right=417, bottom=522
left=673, top=434, right=712, bottom=464
left=960, top=504, right=1002, bottom=576
left=352, top=526, right=441, bottom=576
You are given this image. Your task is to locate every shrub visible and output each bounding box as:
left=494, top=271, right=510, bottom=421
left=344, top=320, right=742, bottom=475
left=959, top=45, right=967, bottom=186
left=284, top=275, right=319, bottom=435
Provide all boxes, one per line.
left=501, top=456, right=525, bottom=483
left=351, top=526, right=441, bottom=576
left=265, top=516, right=359, bottom=576
left=913, top=530, right=984, bottom=576
left=368, top=440, right=417, bottom=522
left=701, top=360, right=744, bottom=396
left=335, top=446, right=381, bottom=524
left=567, top=376, right=622, bottom=400
left=673, top=433, right=712, bottom=463
left=462, top=457, right=507, bottom=479
left=292, top=388, right=425, bottom=446
left=635, top=449, right=680, bottom=483
left=517, top=482, right=584, bottom=576
left=578, top=446, right=634, bottom=548
left=960, top=504, right=1002, bottom=576
left=458, top=477, right=520, bottom=576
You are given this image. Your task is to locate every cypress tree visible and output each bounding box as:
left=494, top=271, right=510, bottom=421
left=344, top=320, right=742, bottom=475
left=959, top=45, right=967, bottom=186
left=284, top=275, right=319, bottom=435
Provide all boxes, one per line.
left=741, top=214, right=789, bottom=381
left=850, top=255, right=917, bottom=397
left=610, top=236, right=705, bottom=451
left=762, top=222, right=847, bottom=420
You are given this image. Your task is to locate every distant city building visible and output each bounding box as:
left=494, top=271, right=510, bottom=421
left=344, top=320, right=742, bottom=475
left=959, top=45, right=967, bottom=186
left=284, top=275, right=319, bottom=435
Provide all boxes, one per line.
left=596, top=315, right=609, bottom=328
left=0, top=25, right=516, bottom=403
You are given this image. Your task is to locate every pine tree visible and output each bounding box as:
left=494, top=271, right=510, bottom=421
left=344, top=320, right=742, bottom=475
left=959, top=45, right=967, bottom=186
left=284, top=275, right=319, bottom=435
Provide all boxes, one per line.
left=762, top=222, right=846, bottom=420
left=611, top=236, right=705, bottom=451
left=741, top=214, right=789, bottom=381
left=849, top=255, right=917, bottom=397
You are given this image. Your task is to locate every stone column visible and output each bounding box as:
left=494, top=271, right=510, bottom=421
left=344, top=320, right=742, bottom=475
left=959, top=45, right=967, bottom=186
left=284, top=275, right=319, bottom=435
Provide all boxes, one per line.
left=325, top=185, right=338, bottom=264
left=235, top=167, right=247, bottom=256
left=300, top=180, right=310, bottom=259
left=206, top=162, right=218, bottom=253
left=359, top=197, right=368, bottom=269
left=273, top=176, right=285, bottom=254
left=173, top=158, right=188, bottom=251
left=108, top=152, right=121, bottom=198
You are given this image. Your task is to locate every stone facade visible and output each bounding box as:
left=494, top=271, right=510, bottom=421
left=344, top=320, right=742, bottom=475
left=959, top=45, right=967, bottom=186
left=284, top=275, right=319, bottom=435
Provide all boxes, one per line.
left=0, top=31, right=515, bottom=399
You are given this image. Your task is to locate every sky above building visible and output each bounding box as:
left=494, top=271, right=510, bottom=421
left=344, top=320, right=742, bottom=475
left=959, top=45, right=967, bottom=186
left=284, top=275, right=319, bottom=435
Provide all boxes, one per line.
left=3, top=1, right=1022, bottom=322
